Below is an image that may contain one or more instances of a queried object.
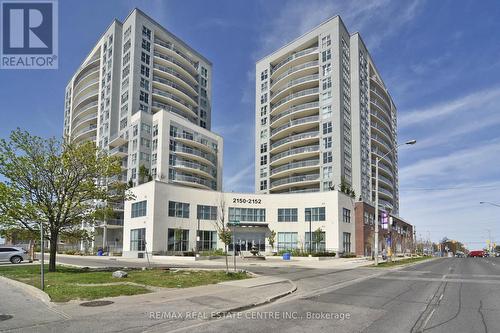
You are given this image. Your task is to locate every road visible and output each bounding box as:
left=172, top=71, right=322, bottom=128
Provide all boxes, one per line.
left=164, top=257, right=500, bottom=333
left=2, top=256, right=500, bottom=332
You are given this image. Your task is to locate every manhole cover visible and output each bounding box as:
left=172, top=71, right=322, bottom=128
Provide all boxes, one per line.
left=0, top=314, right=13, bottom=321
left=80, top=300, right=114, bottom=307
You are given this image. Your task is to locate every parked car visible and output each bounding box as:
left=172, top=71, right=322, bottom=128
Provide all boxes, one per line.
left=468, top=250, right=485, bottom=258
left=0, top=247, right=29, bottom=264
left=455, top=251, right=465, bottom=258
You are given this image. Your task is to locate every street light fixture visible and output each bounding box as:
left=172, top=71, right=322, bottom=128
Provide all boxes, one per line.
left=479, top=202, right=499, bottom=252
left=374, top=139, right=416, bottom=266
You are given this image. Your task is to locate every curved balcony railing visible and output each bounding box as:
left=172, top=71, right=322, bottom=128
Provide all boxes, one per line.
left=271, top=60, right=318, bottom=86
left=271, top=74, right=319, bottom=97
left=372, top=148, right=394, bottom=164
left=153, top=63, right=198, bottom=91
left=151, top=101, right=196, bottom=123
left=372, top=160, right=394, bottom=177
left=271, top=47, right=318, bottom=74
left=370, top=80, right=391, bottom=108
left=372, top=133, right=393, bottom=152
left=73, top=80, right=99, bottom=103
left=72, top=89, right=98, bottom=110
left=271, top=115, right=319, bottom=136
left=72, top=124, right=97, bottom=139
left=172, top=132, right=217, bottom=153
left=152, top=88, right=197, bottom=114
left=171, top=173, right=216, bottom=190
left=370, top=111, right=392, bottom=132
left=154, top=51, right=198, bottom=81
left=172, top=159, right=217, bottom=178
left=378, top=187, right=393, bottom=197
left=155, top=38, right=198, bottom=69
left=73, top=59, right=99, bottom=86
left=153, top=76, right=198, bottom=103
left=271, top=88, right=319, bottom=112
left=271, top=145, right=319, bottom=163
left=271, top=101, right=319, bottom=123
left=370, top=97, right=392, bottom=119
left=109, top=146, right=128, bottom=155
left=271, top=159, right=320, bottom=176
left=271, top=131, right=319, bottom=150
left=271, top=173, right=320, bottom=188
left=73, top=68, right=99, bottom=93
left=174, top=144, right=217, bottom=165
left=72, top=112, right=97, bottom=131
left=374, top=173, right=393, bottom=187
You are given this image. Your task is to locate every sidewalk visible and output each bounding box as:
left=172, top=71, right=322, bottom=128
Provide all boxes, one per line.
left=0, top=273, right=296, bottom=333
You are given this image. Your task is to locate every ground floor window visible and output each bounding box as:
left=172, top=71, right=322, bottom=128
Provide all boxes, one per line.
left=167, top=228, right=190, bottom=252
left=277, top=232, right=298, bottom=251
left=130, top=228, right=146, bottom=251
left=305, top=231, right=326, bottom=252
left=198, top=230, right=217, bottom=251
left=229, top=232, right=266, bottom=252
left=343, top=232, right=351, bottom=253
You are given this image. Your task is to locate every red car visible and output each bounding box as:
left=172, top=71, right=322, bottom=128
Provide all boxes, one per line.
left=468, top=250, right=485, bottom=257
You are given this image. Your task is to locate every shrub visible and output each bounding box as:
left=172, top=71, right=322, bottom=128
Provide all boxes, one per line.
left=312, top=251, right=336, bottom=257
left=340, top=252, right=357, bottom=258
left=200, top=249, right=225, bottom=256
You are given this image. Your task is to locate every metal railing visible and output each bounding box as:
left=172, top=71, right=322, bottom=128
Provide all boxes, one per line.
left=154, top=38, right=198, bottom=69
left=271, top=159, right=319, bottom=175
left=271, top=60, right=318, bottom=85
left=171, top=173, right=216, bottom=190
left=271, top=101, right=319, bottom=123
left=271, top=74, right=319, bottom=97
left=173, top=132, right=217, bottom=153
left=271, top=131, right=319, bottom=150
left=153, top=64, right=198, bottom=90
left=172, top=160, right=217, bottom=177
left=271, top=47, right=318, bottom=74
left=271, top=88, right=319, bottom=112
left=153, top=75, right=198, bottom=103
left=271, top=145, right=319, bottom=163
left=271, top=173, right=320, bottom=188
left=152, top=88, right=197, bottom=113
left=73, top=124, right=97, bottom=138
left=153, top=51, right=198, bottom=81
left=174, top=144, right=217, bottom=165
left=270, top=115, right=319, bottom=136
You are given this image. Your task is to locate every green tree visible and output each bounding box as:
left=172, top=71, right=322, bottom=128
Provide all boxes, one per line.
left=138, top=164, right=152, bottom=185
left=313, top=227, right=325, bottom=253
left=214, top=196, right=231, bottom=273
left=0, top=129, right=132, bottom=272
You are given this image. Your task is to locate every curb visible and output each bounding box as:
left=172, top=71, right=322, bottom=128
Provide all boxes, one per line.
left=0, top=275, right=52, bottom=306
left=210, top=279, right=297, bottom=319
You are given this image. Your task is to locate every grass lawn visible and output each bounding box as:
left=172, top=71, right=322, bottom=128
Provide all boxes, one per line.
left=0, top=265, right=249, bottom=302
left=371, top=256, right=433, bottom=268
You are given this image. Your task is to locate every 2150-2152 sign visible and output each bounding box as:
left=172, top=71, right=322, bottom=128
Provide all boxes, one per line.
left=232, top=198, right=262, bottom=204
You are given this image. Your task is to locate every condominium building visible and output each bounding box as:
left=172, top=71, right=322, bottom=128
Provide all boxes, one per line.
left=63, top=8, right=222, bottom=251
left=255, top=17, right=399, bottom=214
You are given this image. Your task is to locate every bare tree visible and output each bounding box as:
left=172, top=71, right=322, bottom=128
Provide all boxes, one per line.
left=213, top=195, right=231, bottom=273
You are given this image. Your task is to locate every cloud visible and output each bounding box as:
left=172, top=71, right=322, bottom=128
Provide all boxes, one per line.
left=224, top=162, right=254, bottom=192
left=399, top=86, right=500, bottom=128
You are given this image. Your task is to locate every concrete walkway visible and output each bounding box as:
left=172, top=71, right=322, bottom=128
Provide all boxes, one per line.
left=0, top=273, right=295, bottom=333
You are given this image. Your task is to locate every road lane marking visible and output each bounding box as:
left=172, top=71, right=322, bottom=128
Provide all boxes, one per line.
left=422, top=308, right=436, bottom=329
left=376, top=276, right=500, bottom=284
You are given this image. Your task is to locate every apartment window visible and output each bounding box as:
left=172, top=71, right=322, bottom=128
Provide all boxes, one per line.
left=260, top=69, right=268, bottom=81
left=260, top=143, right=267, bottom=154
left=121, top=91, right=129, bottom=104
left=139, top=104, right=149, bottom=113
left=323, top=151, right=332, bottom=163
left=322, top=63, right=331, bottom=76
left=141, top=52, right=150, bottom=65
left=152, top=138, right=158, bottom=150
left=167, top=229, right=189, bottom=251
left=168, top=201, right=190, bottom=218
left=140, top=65, right=150, bottom=78
left=124, top=26, right=131, bottom=39
left=152, top=124, right=158, bottom=136
left=123, top=39, right=131, bottom=52
left=260, top=129, right=268, bottom=140
left=197, top=205, right=217, bottom=220
left=343, top=208, right=351, bottom=223
left=322, top=49, right=331, bottom=62
left=139, top=91, right=149, bottom=104
left=322, top=77, right=332, bottom=90
left=131, top=153, right=137, bottom=164
left=260, top=93, right=268, bottom=104
left=343, top=232, right=352, bottom=253
left=261, top=81, right=268, bottom=91
left=323, top=181, right=333, bottom=191
left=278, top=208, right=298, bottom=222
left=322, top=105, right=332, bottom=118
left=120, top=118, right=127, bottom=130
left=142, top=26, right=151, bottom=40
left=261, top=117, right=267, bottom=126
left=140, top=138, right=151, bottom=148
left=305, top=231, right=326, bottom=252
left=130, top=228, right=146, bottom=251
left=260, top=106, right=267, bottom=117
left=141, top=123, right=151, bottom=134
left=132, top=139, right=138, bottom=150
left=323, top=166, right=332, bottom=179
left=321, top=35, right=331, bottom=48
left=200, top=120, right=207, bottom=129
left=260, top=155, right=267, bottom=166
left=122, top=52, right=130, bottom=65
left=140, top=77, right=149, bottom=90
left=201, top=66, right=208, bottom=77
left=323, top=122, right=332, bottom=134
left=322, top=91, right=332, bottom=102
left=229, top=207, right=266, bottom=222
left=141, top=39, right=150, bottom=52
left=323, top=136, right=332, bottom=149
left=131, top=200, right=147, bottom=218
left=260, top=167, right=267, bottom=178
left=201, top=77, right=207, bottom=88
left=260, top=180, right=267, bottom=191
left=305, top=207, right=325, bottom=221
left=277, top=232, right=298, bottom=251
left=133, top=125, right=138, bottom=136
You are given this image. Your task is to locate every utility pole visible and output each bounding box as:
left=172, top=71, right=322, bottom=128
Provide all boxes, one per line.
left=307, top=210, right=312, bottom=254
left=40, top=221, right=44, bottom=291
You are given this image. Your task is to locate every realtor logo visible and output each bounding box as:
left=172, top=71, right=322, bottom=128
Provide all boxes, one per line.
left=1, top=0, right=58, bottom=69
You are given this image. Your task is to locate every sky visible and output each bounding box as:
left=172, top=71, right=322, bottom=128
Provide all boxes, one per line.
left=1, top=0, right=499, bottom=247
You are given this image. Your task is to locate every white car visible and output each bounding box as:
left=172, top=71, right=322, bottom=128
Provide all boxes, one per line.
left=0, top=247, right=30, bottom=264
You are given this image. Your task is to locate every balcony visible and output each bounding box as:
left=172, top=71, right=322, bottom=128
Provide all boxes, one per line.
left=173, top=132, right=217, bottom=153
left=270, top=159, right=320, bottom=178
left=172, top=160, right=216, bottom=179
left=73, top=58, right=99, bottom=86
left=371, top=133, right=393, bottom=153
left=152, top=88, right=198, bottom=118
left=153, top=51, right=198, bottom=84
left=151, top=101, right=196, bottom=123
left=270, top=173, right=320, bottom=191
left=270, top=115, right=319, bottom=140
left=174, top=144, right=217, bottom=166
left=154, top=38, right=198, bottom=71
left=72, top=100, right=98, bottom=121
left=72, top=89, right=98, bottom=112
left=152, top=75, right=198, bottom=105
left=270, top=74, right=319, bottom=104
left=270, top=131, right=319, bottom=153
left=109, top=146, right=128, bottom=157
left=109, top=132, right=128, bottom=148
left=372, top=160, right=394, bottom=178
left=73, top=67, right=99, bottom=95
left=271, top=101, right=319, bottom=125
left=370, top=110, right=392, bottom=133
left=72, top=124, right=97, bottom=142
left=271, top=46, right=318, bottom=76
left=153, top=64, right=198, bottom=93
left=71, top=112, right=97, bottom=133
left=271, top=88, right=319, bottom=115
left=270, top=144, right=319, bottom=166
left=373, top=173, right=393, bottom=188
left=271, top=60, right=318, bottom=88
left=170, top=173, right=216, bottom=190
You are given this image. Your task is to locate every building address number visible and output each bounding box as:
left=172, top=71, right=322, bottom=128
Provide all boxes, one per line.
left=232, top=198, right=262, bottom=204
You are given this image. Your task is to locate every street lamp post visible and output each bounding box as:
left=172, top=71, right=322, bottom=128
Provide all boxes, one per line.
left=480, top=202, right=500, bottom=252
left=374, top=139, right=416, bottom=266
left=306, top=210, right=312, bottom=254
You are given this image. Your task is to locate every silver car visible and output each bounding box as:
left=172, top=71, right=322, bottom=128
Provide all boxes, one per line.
left=0, top=246, right=29, bottom=264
